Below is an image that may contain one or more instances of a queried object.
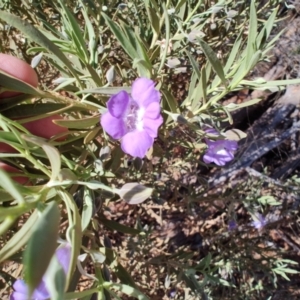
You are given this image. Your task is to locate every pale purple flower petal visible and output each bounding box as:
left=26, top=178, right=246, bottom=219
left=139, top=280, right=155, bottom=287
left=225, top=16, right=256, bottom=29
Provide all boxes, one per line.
left=121, top=130, right=154, bottom=158
left=10, top=279, right=49, bottom=300
left=143, top=102, right=161, bottom=119
left=12, top=280, right=28, bottom=294
left=131, top=78, right=160, bottom=107
left=107, top=90, right=130, bottom=118
left=143, top=115, right=163, bottom=138
left=56, top=243, right=71, bottom=274
left=203, top=139, right=238, bottom=166
left=10, top=244, right=71, bottom=300
left=228, top=220, right=237, bottom=231
left=101, top=113, right=127, bottom=139
left=251, top=214, right=267, bottom=229
left=100, top=78, right=163, bottom=158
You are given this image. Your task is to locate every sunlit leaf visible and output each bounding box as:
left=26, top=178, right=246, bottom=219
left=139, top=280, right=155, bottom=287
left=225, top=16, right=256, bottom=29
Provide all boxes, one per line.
left=54, top=116, right=99, bottom=129
left=104, top=283, right=150, bottom=300
left=44, top=254, right=66, bottom=300
left=24, top=202, right=60, bottom=295
left=31, top=52, right=43, bottom=68
left=116, top=183, right=153, bottom=204
left=198, top=39, right=227, bottom=87
left=0, top=11, right=80, bottom=82
left=0, top=167, right=24, bottom=204
left=22, top=135, right=61, bottom=182
left=0, top=211, right=38, bottom=263
left=81, top=187, right=94, bottom=231
left=99, top=215, right=140, bottom=235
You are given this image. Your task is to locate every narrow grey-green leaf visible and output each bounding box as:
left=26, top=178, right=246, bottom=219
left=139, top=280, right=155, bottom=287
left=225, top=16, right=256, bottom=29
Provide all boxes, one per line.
left=58, top=0, right=89, bottom=62
left=77, top=87, right=131, bottom=95
left=54, top=116, right=99, bottom=129
left=0, top=70, right=43, bottom=97
left=0, top=11, right=80, bottom=82
left=3, top=103, right=67, bottom=119
left=98, top=215, right=140, bottom=235
left=146, top=6, right=160, bottom=35
left=245, top=0, right=257, bottom=65
left=102, top=12, right=137, bottom=60
left=106, top=66, right=116, bottom=84
left=0, top=211, right=38, bottom=263
left=81, top=187, right=94, bottom=231
left=44, top=255, right=66, bottom=300
left=161, top=88, right=177, bottom=113
left=185, top=51, right=200, bottom=80
left=115, top=263, right=138, bottom=287
left=0, top=168, right=24, bottom=204
left=104, top=283, right=150, bottom=300
left=24, top=202, right=60, bottom=295
left=31, top=52, right=43, bottom=68
left=22, top=135, right=61, bottom=182
left=117, top=183, right=153, bottom=204
left=198, top=39, right=227, bottom=87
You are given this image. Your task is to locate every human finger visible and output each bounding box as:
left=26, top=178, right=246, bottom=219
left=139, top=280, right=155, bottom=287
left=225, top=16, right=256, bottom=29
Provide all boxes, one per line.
left=0, top=53, right=38, bottom=98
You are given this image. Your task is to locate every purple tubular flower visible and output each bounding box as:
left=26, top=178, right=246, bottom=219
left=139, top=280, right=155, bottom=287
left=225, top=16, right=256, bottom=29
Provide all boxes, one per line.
left=100, top=78, right=163, bottom=158
left=203, top=139, right=238, bottom=166
left=228, top=220, right=237, bottom=231
left=10, top=244, right=71, bottom=300
left=251, top=213, right=267, bottom=230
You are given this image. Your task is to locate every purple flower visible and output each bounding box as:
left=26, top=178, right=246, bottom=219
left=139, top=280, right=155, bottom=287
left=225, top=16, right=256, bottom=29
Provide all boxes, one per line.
left=228, top=220, right=237, bottom=231
left=203, top=139, right=238, bottom=166
left=10, top=244, right=71, bottom=300
left=251, top=213, right=267, bottom=230
left=100, top=78, right=163, bottom=158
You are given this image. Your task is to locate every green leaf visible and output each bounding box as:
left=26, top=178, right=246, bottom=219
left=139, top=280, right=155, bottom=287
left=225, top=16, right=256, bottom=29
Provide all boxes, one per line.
left=54, top=116, right=99, bottom=129
left=245, top=1, right=257, bottom=66
left=0, top=211, right=38, bottom=263
left=22, top=135, right=61, bottom=182
left=57, top=190, right=82, bottom=289
left=98, top=215, right=141, bottom=235
left=81, top=187, right=94, bottom=231
left=104, top=283, right=150, bottom=300
left=115, top=263, right=138, bottom=287
left=44, top=254, right=66, bottom=300
left=224, top=129, right=247, bottom=141
left=133, top=58, right=152, bottom=78
left=0, top=70, right=43, bottom=97
left=224, top=97, right=262, bottom=111
left=146, top=6, right=160, bottom=36
left=0, top=11, right=80, bottom=83
left=24, top=202, right=60, bottom=296
left=0, top=168, right=25, bottom=205
left=57, top=0, right=89, bottom=62
left=77, top=86, right=131, bottom=95
left=116, top=183, right=153, bottom=204
left=258, top=195, right=280, bottom=206
left=198, top=39, right=227, bottom=87
left=3, top=103, right=68, bottom=119
left=185, top=50, right=200, bottom=80
left=78, top=180, right=116, bottom=193
left=224, top=33, right=242, bottom=74
left=157, top=4, right=170, bottom=75
left=161, top=88, right=177, bottom=113
left=101, top=13, right=137, bottom=60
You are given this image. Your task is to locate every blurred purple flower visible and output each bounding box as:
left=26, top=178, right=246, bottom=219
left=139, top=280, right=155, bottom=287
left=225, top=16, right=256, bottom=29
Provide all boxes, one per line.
left=10, top=244, right=71, bottom=300
left=251, top=213, right=267, bottom=230
left=228, top=220, right=237, bottom=231
left=203, top=139, right=238, bottom=166
left=101, top=78, right=163, bottom=158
